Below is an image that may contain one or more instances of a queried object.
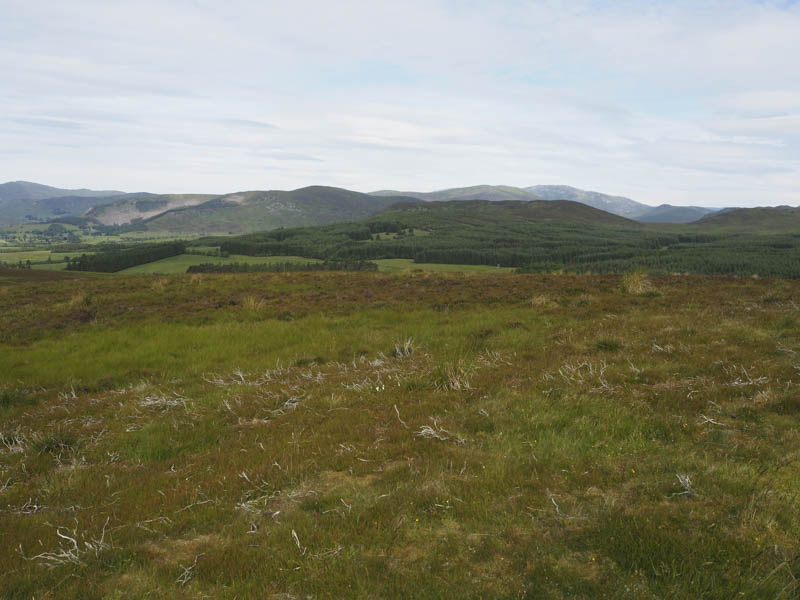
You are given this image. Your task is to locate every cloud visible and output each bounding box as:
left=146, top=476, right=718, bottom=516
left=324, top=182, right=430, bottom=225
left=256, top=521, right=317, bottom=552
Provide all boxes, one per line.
left=7, top=117, right=84, bottom=130
left=0, top=0, right=799, bottom=206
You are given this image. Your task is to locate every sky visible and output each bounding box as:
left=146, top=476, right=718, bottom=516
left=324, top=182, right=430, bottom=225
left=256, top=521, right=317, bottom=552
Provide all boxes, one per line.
left=1, top=0, right=800, bottom=207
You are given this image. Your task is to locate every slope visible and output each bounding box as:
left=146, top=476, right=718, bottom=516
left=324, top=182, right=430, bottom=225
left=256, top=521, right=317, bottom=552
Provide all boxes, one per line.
left=371, top=185, right=541, bottom=202
left=693, top=206, right=800, bottom=231
left=636, top=204, right=718, bottom=223
left=85, top=193, right=218, bottom=225
left=382, top=198, right=639, bottom=228
left=0, top=181, right=124, bottom=223
left=144, top=186, right=419, bottom=234
left=525, top=184, right=650, bottom=218
left=208, top=199, right=800, bottom=277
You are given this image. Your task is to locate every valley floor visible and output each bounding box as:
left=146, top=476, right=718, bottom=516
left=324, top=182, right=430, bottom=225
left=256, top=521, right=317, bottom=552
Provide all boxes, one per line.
left=1, top=269, right=799, bottom=598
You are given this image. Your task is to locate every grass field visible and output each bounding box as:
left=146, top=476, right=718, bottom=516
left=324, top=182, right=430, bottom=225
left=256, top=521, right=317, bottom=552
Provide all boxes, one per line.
left=1, top=269, right=799, bottom=598
left=0, top=250, right=83, bottom=262
left=0, top=250, right=92, bottom=272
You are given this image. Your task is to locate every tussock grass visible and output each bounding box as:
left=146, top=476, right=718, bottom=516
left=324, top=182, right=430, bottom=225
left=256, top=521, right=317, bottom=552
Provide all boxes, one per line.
left=150, top=277, right=168, bottom=292
left=241, top=294, right=266, bottom=313
left=67, top=290, right=90, bottom=308
left=1, top=271, right=799, bottom=598
left=622, top=269, right=657, bottom=295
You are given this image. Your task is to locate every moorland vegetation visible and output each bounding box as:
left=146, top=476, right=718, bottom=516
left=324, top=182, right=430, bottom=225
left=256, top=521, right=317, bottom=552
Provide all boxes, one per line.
left=1, top=267, right=799, bottom=598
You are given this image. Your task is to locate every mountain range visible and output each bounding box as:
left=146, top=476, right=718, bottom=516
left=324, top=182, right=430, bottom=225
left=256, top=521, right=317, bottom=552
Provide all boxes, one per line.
left=2, top=180, right=792, bottom=234
left=372, top=184, right=720, bottom=223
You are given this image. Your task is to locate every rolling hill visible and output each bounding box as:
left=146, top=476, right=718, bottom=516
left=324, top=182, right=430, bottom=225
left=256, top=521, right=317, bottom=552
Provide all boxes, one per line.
left=85, top=193, right=218, bottom=225
left=0, top=181, right=124, bottom=223
left=207, top=198, right=800, bottom=277
left=380, top=198, right=639, bottom=228
left=371, top=185, right=541, bottom=202
left=694, top=206, right=800, bottom=231
left=635, top=204, right=718, bottom=223
left=144, top=186, right=420, bottom=234
left=525, top=184, right=649, bottom=218
left=374, top=184, right=719, bottom=223
left=212, top=199, right=651, bottom=269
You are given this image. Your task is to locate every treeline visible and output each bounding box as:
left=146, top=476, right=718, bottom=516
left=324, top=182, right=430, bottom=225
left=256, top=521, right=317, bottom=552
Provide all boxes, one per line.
left=66, top=242, right=185, bottom=273
left=185, top=261, right=378, bottom=273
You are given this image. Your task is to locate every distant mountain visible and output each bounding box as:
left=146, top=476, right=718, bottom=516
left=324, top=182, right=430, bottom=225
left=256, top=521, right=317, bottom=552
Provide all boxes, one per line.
left=381, top=198, right=639, bottom=228
left=636, top=204, right=718, bottom=224
left=0, top=181, right=123, bottom=202
left=376, top=184, right=719, bottom=223
left=85, top=193, right=217, bottom=225
left=524, top=185, right=650, bottom=219
left=0, top=181, right=124, bottom=223
left=372, top=185, right=541, bottom=202
left=695, top=206, right=800, bottom=231
left=145, top=186, right=419, bottom=234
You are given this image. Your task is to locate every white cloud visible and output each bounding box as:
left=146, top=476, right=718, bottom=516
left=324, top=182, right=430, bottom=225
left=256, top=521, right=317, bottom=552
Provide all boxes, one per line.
left=0, top=0, right=799, bottom=206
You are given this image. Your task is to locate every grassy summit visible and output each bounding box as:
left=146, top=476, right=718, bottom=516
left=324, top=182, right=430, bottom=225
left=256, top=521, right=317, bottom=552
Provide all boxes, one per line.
left=1, top=268, right=799, bottom=598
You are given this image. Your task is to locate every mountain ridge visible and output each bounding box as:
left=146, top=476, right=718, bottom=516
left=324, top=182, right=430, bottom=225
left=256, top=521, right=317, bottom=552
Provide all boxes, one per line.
left=693, top=205, right=800, bottom=231
left=0, top=181, right=125, bottom=223
left=143, top=186, right=421, bottom=234
left=372, top=184, right=720, bottom=223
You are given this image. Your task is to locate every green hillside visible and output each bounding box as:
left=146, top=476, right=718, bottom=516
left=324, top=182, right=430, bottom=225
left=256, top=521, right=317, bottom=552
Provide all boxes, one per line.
left=203, top=199, right=800, bottom=277
left=694, top=206, right=800, bottom=231
left=636, top=204, right=718, bottom=223
left=145, top=186, right=418, bottom=234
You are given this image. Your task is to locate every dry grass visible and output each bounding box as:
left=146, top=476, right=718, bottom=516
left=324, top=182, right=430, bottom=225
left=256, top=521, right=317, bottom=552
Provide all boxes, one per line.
left=622, top=269, right=657, bottom=295
left=150, top=277, right=169, bottom=292
left=241, top=294, right=266, bottom=313
left=67, top=291, right=89, bottom=309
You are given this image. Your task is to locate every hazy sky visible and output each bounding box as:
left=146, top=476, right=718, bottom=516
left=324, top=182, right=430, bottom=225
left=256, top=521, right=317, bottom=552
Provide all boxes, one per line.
left=2, top=0, right=799, bottom=206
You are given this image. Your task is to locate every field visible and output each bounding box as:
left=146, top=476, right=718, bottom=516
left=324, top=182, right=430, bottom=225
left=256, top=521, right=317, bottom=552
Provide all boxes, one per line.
left=0, top=250, right=90, bottom=270
left=1, top=268, right=799, bottom=598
